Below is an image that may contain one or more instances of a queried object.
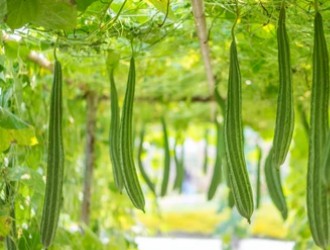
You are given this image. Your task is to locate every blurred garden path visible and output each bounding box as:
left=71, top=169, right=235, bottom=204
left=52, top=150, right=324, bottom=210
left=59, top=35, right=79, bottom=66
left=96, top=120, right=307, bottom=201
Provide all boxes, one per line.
left=136, top=194, right=295, bottom=250
left=136, top=237, right=295, bottom=250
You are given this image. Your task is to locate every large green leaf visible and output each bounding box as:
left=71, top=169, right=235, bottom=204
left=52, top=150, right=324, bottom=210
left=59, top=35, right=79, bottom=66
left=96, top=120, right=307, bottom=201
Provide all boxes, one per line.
left=33, top=0, right=77, bottom=30
left=5, top=0, right=77, bottom=30
left=0, top=0, right=7, bottom=23
left=6, top=0, right=38, bottom=29
left=76, top=0, right=97, bottom=11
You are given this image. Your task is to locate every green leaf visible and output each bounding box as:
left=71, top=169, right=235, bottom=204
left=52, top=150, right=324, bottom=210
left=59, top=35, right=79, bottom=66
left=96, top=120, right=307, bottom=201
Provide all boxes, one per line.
left=0, top=214, right=11, bottom=237
left=7, top=166, right=31, bottom=181
left=0, top=0, right=7, bottom=23
left=3, top=40, right=18, bottom=58
left=0, top=127, right=38, bottom=152
left=6, top=0, right=38, bottom=29
left=7, top=167, right=45, bottom=193
left=0, top=107, right=30, bottom=129
left=6, top=0, right=77, bottom=30
left=0, top=127, right=38, bottom=150
left=3, top=40, right=30, bottom=60
left=18, top=226, right=43, bottom=250
left=145, top=0, right=175, bottom=19
left=33, top=0, right=77, bottom=30
left=76, top=0, right=97, bottom=11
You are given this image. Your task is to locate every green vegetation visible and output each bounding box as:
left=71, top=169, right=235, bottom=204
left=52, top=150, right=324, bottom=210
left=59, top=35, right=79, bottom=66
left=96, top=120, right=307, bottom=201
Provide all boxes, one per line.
left=0, top=0, right=329, bottom=249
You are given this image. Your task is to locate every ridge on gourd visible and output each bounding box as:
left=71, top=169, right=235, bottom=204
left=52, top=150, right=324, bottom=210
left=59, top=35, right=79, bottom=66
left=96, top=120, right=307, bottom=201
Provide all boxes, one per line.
left=109, top=68, right=124, bottom=192
left=224, top=35, right=254, bottom=222
left=40, top=61, right=64, bottom=248
left=120, top=57, right=145, bottom=211
left=228, top=188, right=235, bottom=208
left=271, top=4, right=294, bottom=169
left=222, top=149, right=234, bottom=208
left=307, top=11, right=330, bottom=249
left=323, top=132, right=330, bottom=187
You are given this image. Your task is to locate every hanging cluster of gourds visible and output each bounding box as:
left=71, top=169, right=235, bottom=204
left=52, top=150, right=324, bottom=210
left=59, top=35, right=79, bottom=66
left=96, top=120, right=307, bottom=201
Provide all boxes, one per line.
left=214, top=1, right=329, bottom=248
left=24, top=1, right=329, bottom=250
left=109, top=2, right=329, bottom=249
left=109, top=63, right=187, bottom=200
left=105, top=3, right=329, bottom=248
left=219, top=1, right=329, bottom=249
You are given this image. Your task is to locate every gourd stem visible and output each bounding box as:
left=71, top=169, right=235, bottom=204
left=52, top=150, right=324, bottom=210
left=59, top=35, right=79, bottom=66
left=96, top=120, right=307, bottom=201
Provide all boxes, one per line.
left=231, top=0, right=239, bottom=40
